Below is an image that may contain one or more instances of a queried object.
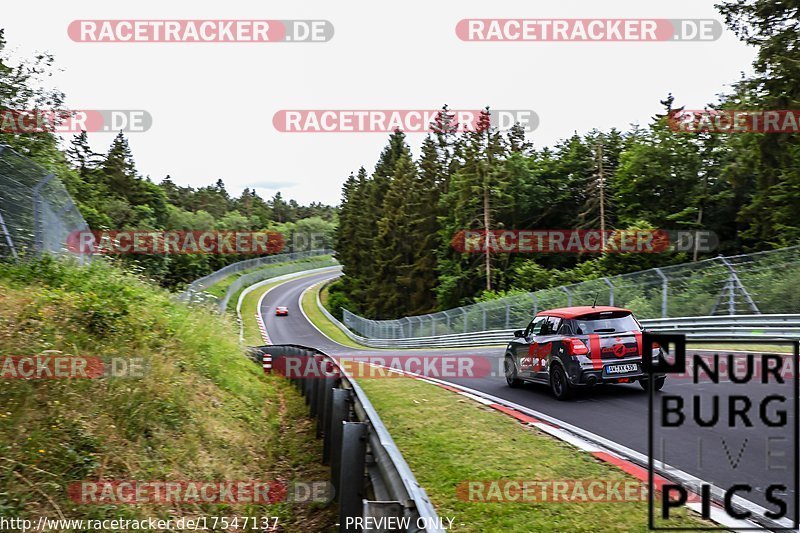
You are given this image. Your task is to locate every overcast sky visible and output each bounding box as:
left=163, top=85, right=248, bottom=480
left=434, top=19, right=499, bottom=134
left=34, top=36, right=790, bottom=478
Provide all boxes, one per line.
left=4, top=1, right=755, bottom=206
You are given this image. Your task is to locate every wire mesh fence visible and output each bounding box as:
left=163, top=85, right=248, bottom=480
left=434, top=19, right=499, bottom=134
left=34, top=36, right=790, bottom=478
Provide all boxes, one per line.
left=342, top=246, right=800, bottom=339
left=0, top=145, right=91, bottom=262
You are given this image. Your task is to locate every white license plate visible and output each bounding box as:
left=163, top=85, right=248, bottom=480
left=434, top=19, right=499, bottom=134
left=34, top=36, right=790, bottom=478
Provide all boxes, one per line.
left=606, top=363, right=638, bottom=374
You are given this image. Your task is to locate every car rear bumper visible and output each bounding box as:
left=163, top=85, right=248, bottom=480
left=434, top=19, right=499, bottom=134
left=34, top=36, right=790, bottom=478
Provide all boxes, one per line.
left=567, top=363, right=665, bottom=386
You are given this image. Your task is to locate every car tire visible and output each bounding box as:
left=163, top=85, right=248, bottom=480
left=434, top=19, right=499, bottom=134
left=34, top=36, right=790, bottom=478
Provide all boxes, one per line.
left=640, top=376, right=666, bottom=392
left=550, top=365, right=574, bottom=400
left=504, top=357, right=523, bottom=388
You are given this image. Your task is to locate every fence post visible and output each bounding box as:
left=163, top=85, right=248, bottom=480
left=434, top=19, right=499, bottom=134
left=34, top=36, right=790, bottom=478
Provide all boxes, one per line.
left=0, top=210, right=18, bottom=259
left=654, top=268, right=668, bottom=318
left=505, top=302, right=511, bottom=328
left=718, top=256, right=760, bottom=315
left=31, top=173, right=55, bottom=255
left=602, top=277, right=614, bottom=306
left=462, top=308, right=468, bottom=333
left=338, top=421, right=367, bottom=529
left=561, top=286, right=572, bottom=306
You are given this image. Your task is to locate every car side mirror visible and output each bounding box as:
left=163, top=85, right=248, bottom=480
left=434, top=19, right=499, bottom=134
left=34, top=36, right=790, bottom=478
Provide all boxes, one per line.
left=514, top=330, right=524, bottom=338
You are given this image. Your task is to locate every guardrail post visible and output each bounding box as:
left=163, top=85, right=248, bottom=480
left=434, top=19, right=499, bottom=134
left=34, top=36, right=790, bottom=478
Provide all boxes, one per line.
left=321, top=372, right=338, bottom=463
left=295, top=348, right=307, bottom=392
left=330, top=388, right=351, bottom=492
left=303, top=351, right=314, bottom=405
left=339, top=422, right=367, bottom=531
left=363, top=502, right=405, bottom=531
left=311, top=355, right=325, bottom=419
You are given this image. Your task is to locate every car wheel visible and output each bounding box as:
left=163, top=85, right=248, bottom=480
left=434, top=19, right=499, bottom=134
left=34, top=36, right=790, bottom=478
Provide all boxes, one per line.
left=504, top=357, right=523, bottom=388
left=550, top=365, right=574, bottom=400
left=640, top=376, right=666, bottom=392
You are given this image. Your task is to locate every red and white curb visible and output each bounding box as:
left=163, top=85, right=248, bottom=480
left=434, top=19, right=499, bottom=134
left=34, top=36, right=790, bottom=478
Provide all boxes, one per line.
left=255, top=312, right=272, bottom=345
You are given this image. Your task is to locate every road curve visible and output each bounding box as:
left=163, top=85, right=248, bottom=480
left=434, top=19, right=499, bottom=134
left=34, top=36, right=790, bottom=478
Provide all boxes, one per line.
left=260, top=271, right=797, bottom=523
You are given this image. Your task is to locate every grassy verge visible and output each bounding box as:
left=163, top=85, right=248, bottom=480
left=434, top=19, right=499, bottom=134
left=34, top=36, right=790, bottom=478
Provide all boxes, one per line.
left=687, top=342, right=794, bottom=353
left=0, top=257, right=336, bottom=530
left=356, top=374, right=707, bottom=532
left=300, top=282, right=362, bottom=348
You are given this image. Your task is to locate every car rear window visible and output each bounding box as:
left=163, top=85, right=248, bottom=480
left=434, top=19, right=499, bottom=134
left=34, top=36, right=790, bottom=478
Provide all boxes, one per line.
left=573, top=312, right=640, bottom=334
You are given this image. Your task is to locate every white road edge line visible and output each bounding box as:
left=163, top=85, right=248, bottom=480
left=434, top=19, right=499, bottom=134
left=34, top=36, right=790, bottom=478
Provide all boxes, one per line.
left=245, top=267, right=341, bottom=345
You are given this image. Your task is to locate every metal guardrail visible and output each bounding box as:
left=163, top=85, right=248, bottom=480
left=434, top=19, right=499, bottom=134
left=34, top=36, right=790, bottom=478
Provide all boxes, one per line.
left=246, top=344, right=443, bottom=533
left=216, top=256, right=338, bottom=313
left=317, top=280, right=800, bottom=347
left=178, top=249, right=334, bottom=303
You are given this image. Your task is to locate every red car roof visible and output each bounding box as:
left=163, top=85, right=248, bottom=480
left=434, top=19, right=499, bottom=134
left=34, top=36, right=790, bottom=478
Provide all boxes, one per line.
left=536, top=306, right=632, bottom=319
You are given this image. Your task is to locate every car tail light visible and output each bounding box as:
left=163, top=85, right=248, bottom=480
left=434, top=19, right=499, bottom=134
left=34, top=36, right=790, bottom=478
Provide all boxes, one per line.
left=564, top=338, right=589, bottom=356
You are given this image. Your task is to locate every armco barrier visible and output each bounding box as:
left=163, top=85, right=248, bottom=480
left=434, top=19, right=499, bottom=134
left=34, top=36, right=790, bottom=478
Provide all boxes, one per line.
left=246, top=344, right=443, bottom=533
left=315, top=282, right=800, bottom=347
left=178, top=249, right=334, bottom=303
left=218, top=256, right=337, bottom=313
